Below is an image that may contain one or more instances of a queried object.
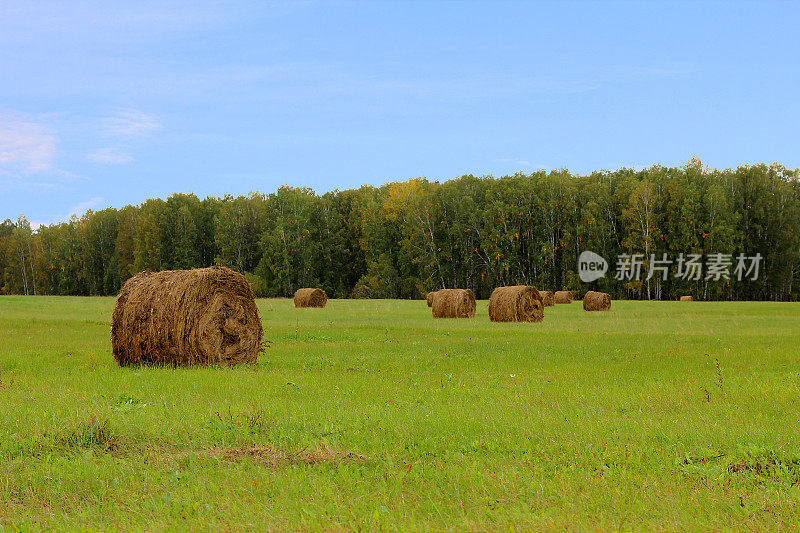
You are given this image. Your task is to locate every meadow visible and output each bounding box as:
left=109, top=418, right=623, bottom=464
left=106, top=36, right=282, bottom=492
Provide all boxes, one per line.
left=1, top=296, right=800, bottom=530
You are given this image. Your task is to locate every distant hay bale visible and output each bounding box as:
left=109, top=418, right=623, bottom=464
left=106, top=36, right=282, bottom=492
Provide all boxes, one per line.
left=426, top=290, right=440, bottom=307
left=431, top=289, right=476, bottom=318
left=554, top=291, right=572, bottom=304
left=488, top=285, right=544, bottom=322
left=583, top=290, right=611, bottom=311
left=111, top=266, right=263, bottom=367
left=680, top=295, right=694, bottom=301
left=294, top=288, right=328, bottom=308
left=540, top=290, right=555, bottom=307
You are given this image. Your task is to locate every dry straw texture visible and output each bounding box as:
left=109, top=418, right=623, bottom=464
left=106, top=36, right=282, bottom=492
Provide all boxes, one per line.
left=431, top=289, right=476, bottom=318
left=294, top=288, right=328, bottom=308
left=488, top=285, right=544, bottom=322
left=554, top=291, right=573, bottom=304
left=680, top=295, right=694, bottom=301
left=583, top=290, right=612, bottom=311
left=540, top=290, right=555, bottom=307
left=111, top=266, right=263, bottom=367
left=426, top=290, right=440, bottom=307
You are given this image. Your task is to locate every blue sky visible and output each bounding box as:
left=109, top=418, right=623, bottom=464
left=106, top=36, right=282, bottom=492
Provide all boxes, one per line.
left=1, top=1, right=798, bottom=226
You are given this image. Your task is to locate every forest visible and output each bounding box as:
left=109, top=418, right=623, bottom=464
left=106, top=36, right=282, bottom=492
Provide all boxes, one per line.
left=2, top=158, right=798, bottom=301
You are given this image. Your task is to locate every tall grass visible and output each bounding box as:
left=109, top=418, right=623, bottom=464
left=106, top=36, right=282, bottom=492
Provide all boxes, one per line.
left=1, top=296, right=800, bottom=530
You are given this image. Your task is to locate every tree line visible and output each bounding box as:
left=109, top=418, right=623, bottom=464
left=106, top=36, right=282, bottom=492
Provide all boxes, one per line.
left=2, top=158, right=798, bottom=301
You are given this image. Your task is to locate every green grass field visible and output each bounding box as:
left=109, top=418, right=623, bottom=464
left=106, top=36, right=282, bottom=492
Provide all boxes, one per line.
left=2, top=296, right=800, bottom=531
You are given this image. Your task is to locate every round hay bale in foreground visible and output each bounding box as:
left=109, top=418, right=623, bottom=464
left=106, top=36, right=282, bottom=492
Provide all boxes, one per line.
left=540, top=290, right=555, bottom=307
left=431, top=289, right=476, bottom=318
left=680, top=295, right=694, bottom=301
left=111, top=266, right=263, bottom=367
left=554, top=291, right=573, bottom=304
left=583, top=290, right=611, bottom=311
left=294, top=288, right=328, bottom=308
left=426, top=290, right=440, bottom=307
left=488, top=285, right=544, bottom=322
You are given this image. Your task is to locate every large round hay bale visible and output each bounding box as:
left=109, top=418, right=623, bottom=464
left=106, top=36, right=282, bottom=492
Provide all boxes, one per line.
left=426, top=290, right=440, bottom=307
left=431, top=289, right=476, bottom=318
left=540, top=290, right=555, bottom=307
left=488, top=285, right=544, bottom=322
left=111, top=266, right=263, bottom=367
left=583, top=290, right=611, bottom=311
left=554, top=291, right=572, bottom=304
left=679, top=295, right=694, bottom=301
left=294, top=288, right=328, bottom=308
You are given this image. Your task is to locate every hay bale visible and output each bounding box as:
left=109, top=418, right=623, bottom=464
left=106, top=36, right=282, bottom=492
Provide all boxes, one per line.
left=294, top=288, right=328, bottom=308
left=583, top=290, right=611, bottom=311
left=426, top=290, right=440, bottom=307
left=111, top=266, right=263, bottom=367
left=554, top=291, right=572, bottom=304
left=488, top=285, right=544, bottom=322
left=431, top=289, right=476, bottom=318
left=540, top=290, right=555, bottom=307
left=680, top=295, right=694, bottom=301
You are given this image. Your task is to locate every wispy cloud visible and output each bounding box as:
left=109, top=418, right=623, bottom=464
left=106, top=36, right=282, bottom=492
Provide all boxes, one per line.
left=0, top=110, right=92, bottom=192
left=495, top=158, right=533, bottom=167
left=102, top=108, right=160, bottom=138
left=31, top=196, right=106, bottom=229
left=87, top=148, right=134, bottom=164
left=0, top=2, right=252, bottom=45
left=67, top=196, right=105, bottom=217
left=0, top=111, right=56, bottom=174
left=601, top=64, right=699, bottom=83
left=89, top=108, right=160, bottom=164
left=11, top=57, right=692, bottom=105
left=162, top=64, right=602, bottom=101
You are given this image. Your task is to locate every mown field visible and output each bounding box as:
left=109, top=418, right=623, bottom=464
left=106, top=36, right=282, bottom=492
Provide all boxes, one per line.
left=1, top=296, right=800, bottom=531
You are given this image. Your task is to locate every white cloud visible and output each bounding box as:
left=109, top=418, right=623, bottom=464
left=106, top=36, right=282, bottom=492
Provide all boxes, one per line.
left=495, top=158, right=533, bottom=167
left=87, top=148, right=134, bottom=164
left=0, top=112, right=56, bottom=174
left=67, top=196, right=105, bottom=218
left=87, top=108, right=160, bottom=165
left=31, top=196, right=106, bottom=229
left=0, top=111, right=92, bottom=198
left=601, top=64, right=699, bottom=83
left=102, top=108, right=160, bottom=138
